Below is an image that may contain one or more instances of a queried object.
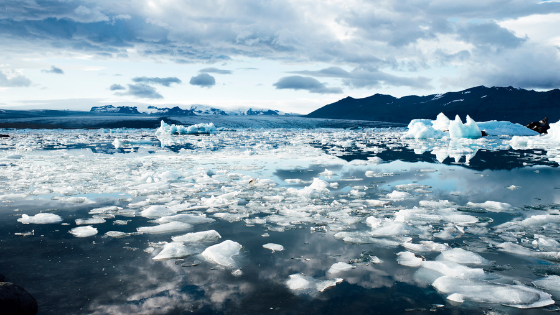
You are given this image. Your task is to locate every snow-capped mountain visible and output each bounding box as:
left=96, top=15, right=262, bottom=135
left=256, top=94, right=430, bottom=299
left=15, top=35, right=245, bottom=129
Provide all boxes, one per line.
left=90, top=105, right=141, bottom=114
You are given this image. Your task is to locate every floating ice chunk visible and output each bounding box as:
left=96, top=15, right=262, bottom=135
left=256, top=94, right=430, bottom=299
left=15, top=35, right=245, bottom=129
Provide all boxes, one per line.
left=449, top=115, right=482, bottom=139
left=171, top=230, right=221, bottom=243
left=201, top=191, right=239, bottom=207
left=478, top=121, right=539, bottom=136
left=318, top=169, right=335, bottom=177
left=156, top=213, right=215, bottom=225
left=506, top=185, right=521, bottom=191
left=140, top=205, right=174, bottom=218
left=17, top=213, right=63, bottom=224
left=403, top=241, right=449, bottom=252
left=421, top=261, right=485, bottom=279
left=436, top=248, right=490, bottom=265
left=286, top=274, right=343, bottom=293
left=156, top=120, right=216, bottom=135
left=75, top=217, right=106, bottom=225
left=328, top=262, right=353, bottom=274
left=89, top=206, right=122, bottom=214
left=153, top=242, right=197, bottom=261
left=432, top=112, right=451, bottom=131
left=432, top=276, right=554, bottom=308
left=402, top=120, right=445, bottom=139
left=533, top=234, right=560, bottom=251
left=533, top=275, right=560, bottom=292
left=466, top=201, right=513, bottom=212
left=105, top=231, right=129, bottom=238
left=0, top=193, right=27, bottom=200
left=386, top=190, right=411, bottom=201
left=365, top=199, right=391, bottom=207
left=201, top=240, right=242, bottom=267
left=395, top=184, right=430, bottom=191
left=69, top=226, right=98, bottom=237
left=263, top=243, right=284, bottom=252
left=419, top=200, right=455, bottom=208
left=397, top=251, right=423, bottom=267
left=137, top=222, right=192, bottom=234
left=291, top=178, right=330, bottom=199
left=52, top=196, right=93, bottom=204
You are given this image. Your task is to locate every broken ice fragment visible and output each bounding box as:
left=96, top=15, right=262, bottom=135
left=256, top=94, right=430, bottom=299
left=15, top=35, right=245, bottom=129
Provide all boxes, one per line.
left=69, top=226, right=98, bottom=237
left=201, top=240, right=242, bottom=267
left=137, top=221, right=192, bottom=234
left=397, top=251, right=423, bottom=267
left=436, top=248, right=490, bottom=265
left=328, top=262, right=353, bottom=274
left=263, top=243, right=284, bottom=252
left=17, top=213, right=63, bottom=224
left=171, top=230, right=221, bottom=243
left=286, top=273, right=343, bottom=293
left=153, top=242, right=197, bottom=261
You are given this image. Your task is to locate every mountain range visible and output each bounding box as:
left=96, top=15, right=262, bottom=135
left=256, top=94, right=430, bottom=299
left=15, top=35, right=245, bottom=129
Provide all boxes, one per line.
left=306, top=86, right=560, bottom=124
left=90, top=105, right=294, bottom=116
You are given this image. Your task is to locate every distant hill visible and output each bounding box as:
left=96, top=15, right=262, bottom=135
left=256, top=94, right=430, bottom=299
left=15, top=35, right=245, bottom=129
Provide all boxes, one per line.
left=90, top=104, right=296, bottom=116
left=306, top=86, right=560, bottom=124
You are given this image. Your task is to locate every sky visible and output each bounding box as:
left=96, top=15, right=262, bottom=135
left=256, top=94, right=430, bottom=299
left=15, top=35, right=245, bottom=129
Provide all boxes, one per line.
left=1, top=0, right=560, bottom=114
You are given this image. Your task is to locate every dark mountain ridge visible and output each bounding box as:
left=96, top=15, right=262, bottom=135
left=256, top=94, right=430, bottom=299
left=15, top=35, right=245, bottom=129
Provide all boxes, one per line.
left=307, top=86, right=560, bottom=124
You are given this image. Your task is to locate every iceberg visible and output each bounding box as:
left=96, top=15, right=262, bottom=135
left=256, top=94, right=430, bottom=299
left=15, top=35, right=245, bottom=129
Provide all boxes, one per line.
left=156, top=120, right=216, bottom=136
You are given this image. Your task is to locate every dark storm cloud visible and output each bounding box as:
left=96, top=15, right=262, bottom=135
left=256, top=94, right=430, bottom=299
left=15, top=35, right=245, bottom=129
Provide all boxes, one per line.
left=199, top=67, right=232, bottom=74
left=42, top=66, right=64, bottom=74
left=189, top=73, right=216, bottom=88
left=115, top=84, right=163, bottom=99
left=132, top=77, right=182, bottom=87
left=109, top=84, right=125, bottom=91
left=273, top=76, right=343, bottom=94
left=0, top=71, right=32, bottom=87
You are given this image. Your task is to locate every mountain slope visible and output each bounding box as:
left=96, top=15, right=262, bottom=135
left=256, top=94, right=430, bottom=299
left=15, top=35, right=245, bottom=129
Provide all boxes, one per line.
left=306, top=86, right=560, bottom=124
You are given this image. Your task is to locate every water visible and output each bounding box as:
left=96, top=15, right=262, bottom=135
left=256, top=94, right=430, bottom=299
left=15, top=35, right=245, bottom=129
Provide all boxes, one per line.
left=1, top=128, right=559, bottom=314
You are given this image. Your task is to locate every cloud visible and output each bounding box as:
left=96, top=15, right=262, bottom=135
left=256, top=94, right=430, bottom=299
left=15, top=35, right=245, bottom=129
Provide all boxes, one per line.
left=199, top=68, right=232, bottom=74
left=273, top=76, right=342, bottom=94
left=189, top=73, right=216, bottom=88
left=290, top=67, right=433, bottom=90
left=131, top=77, right=181, bottom=87
left=457, top=21, right=526, bottom=50
left=0, top=70, right=32, bottom=87
left=115, top=84, right=163, bottom=99
left=290, top=67, right=351, bottom=78
left=460, top=43, right=560, bottom=89
left=42, top=66, right=64, bottom=74
left=109, top=84, right=125, bottom=91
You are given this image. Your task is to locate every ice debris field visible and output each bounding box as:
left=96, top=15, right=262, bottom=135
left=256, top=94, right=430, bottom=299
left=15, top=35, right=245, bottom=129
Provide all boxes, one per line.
left=2, top=115, right=560, bottom=314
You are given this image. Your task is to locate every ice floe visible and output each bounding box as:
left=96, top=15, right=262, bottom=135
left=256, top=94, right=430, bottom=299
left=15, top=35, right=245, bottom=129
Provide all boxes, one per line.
left=286, top=274, right=343, bottom=293
left=263, top=243, right=284, bottom=252
left=137, top=222, right=192, bottom=234
left=69, top=226, right=98, bottom=237
left=17, top=213, right=63, bottom=224
left=201, top=240, right=242, bottom=267
left=171, top=230, right=221, bottom=243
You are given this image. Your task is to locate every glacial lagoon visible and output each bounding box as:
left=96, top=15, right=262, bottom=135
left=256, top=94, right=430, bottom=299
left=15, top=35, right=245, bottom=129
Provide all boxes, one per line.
left=1, top=125, right=560, bottom=314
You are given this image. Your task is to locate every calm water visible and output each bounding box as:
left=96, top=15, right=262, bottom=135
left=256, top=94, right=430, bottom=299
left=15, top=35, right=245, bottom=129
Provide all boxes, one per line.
left=1, top=128, right=559, bottom=314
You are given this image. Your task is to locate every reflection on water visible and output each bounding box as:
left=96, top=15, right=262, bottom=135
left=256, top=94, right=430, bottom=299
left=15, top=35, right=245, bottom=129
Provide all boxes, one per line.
left=1, top=128, right=560, bottom=314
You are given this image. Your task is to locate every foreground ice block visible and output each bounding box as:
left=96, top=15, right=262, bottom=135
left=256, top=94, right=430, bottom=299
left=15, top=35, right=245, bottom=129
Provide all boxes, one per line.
left=201, top=240, right=242, bottom=267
